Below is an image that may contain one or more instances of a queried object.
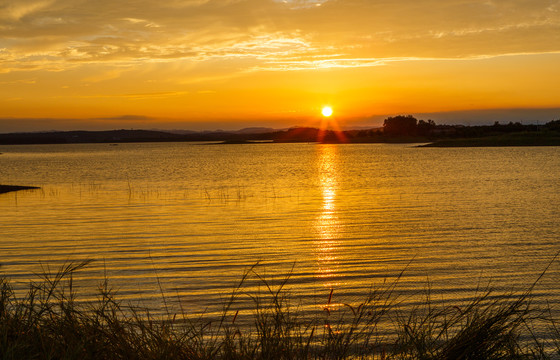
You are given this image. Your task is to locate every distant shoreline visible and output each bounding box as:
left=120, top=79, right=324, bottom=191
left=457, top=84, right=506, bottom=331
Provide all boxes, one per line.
left=421, top=132, right=560, bottom=147
left=0, top=122, right=559, bottom=146
left=0, top=185, right=40, bottom=194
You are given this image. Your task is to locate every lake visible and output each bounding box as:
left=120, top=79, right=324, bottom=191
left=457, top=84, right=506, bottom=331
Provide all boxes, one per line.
left=1, top=142, right=559, bottom=320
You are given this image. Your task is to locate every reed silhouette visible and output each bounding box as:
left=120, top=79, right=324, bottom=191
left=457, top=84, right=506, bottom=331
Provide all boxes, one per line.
left=2, top=259, right=560, bottom=359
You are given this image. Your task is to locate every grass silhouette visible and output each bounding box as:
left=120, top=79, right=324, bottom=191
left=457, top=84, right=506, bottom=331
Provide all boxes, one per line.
left=1, top=260, right=560, bottom=359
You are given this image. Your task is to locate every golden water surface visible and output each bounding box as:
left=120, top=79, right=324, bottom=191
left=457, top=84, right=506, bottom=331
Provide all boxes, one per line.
left=1, top=142, right=560, bottom=317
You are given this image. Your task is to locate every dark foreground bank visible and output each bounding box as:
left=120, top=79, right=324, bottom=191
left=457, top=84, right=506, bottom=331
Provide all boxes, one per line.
left=0, top=184, right=40, bottom=194
left=2, top=260, right=560, bottom=359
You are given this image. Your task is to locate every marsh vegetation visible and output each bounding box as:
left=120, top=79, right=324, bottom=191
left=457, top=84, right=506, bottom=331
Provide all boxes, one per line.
left=2, top=261, right=560, bottom=359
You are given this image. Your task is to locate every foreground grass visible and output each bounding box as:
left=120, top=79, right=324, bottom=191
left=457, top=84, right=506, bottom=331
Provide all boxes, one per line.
left=2, top=261, right=560, bottom=359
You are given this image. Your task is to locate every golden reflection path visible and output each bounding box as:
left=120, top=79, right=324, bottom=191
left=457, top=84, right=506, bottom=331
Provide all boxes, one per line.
left=314, top=144, right=343, bottom=291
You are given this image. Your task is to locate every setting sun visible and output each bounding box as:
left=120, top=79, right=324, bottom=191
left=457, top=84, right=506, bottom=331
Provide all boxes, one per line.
left=322, top=106, right=333, bottom=117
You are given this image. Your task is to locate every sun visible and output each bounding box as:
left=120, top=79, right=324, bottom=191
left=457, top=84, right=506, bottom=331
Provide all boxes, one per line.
left=322, top=106, right=333, bottom=117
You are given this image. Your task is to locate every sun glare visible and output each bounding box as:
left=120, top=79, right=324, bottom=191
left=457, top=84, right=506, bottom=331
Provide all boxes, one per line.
left=322, top=106, right=333, bottom=117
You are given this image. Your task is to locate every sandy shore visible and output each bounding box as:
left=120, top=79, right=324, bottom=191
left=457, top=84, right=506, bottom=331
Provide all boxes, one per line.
left=0, top=185, right=40, bottom=194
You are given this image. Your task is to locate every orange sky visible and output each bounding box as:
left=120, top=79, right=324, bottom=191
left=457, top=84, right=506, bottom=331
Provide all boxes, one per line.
left=1, top=0, right=560, bottom=132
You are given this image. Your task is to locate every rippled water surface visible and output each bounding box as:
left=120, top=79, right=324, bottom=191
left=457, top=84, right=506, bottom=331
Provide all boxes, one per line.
left=1, top=142, right=559, bottom=317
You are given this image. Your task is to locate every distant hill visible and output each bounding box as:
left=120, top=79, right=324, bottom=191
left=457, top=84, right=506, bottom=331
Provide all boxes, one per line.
left=0, top=130, right=184, bottom=144
left=0, top=128, right=284, bottom=145
left=238, top=127, right=277, bottom=134
left=166, top=127, right=277, bottom=135
left=1, top=119, right=559, bottom=145
left=0, top=126, right=305, bottom=145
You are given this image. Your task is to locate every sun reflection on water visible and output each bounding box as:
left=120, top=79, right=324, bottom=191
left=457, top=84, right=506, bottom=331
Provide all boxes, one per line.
left=314, top=144, right=343, bottom=289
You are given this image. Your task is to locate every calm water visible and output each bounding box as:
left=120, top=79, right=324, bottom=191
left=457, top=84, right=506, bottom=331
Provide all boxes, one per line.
left=1, top=142, right=560, bottom=318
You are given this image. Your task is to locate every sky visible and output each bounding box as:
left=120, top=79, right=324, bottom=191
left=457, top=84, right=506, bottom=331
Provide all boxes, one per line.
left=1, top=0, right=560, bottom=132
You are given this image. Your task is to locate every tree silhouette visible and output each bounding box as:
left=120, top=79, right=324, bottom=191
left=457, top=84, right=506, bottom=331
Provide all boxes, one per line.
left=417, top=119, right=436, bottom=135
left=383, top=115, right=418, bottom=136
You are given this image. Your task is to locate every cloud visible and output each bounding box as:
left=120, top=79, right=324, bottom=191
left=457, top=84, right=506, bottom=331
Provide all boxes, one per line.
left=252, top=57, right=387, bottom=71
left=96, top=115, right=155, bottom=121
left=0, top=0, right=55, bottom=21
left=0, top=116, right=159, bottom=132
left=1, top=0, right=560, bottom=74
left=71, top=91, right=189, bottom=100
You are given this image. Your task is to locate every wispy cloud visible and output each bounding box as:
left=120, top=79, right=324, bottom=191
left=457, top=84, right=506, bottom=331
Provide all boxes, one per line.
left=95, top=115, right=155, bottom=121
left=252, top=57, right=387, bottom=71
left=2, top=0, right=559, bottom=74
left=73, top=91, right=190, bottom=100
left=0, top=0, right=55, bottom=21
